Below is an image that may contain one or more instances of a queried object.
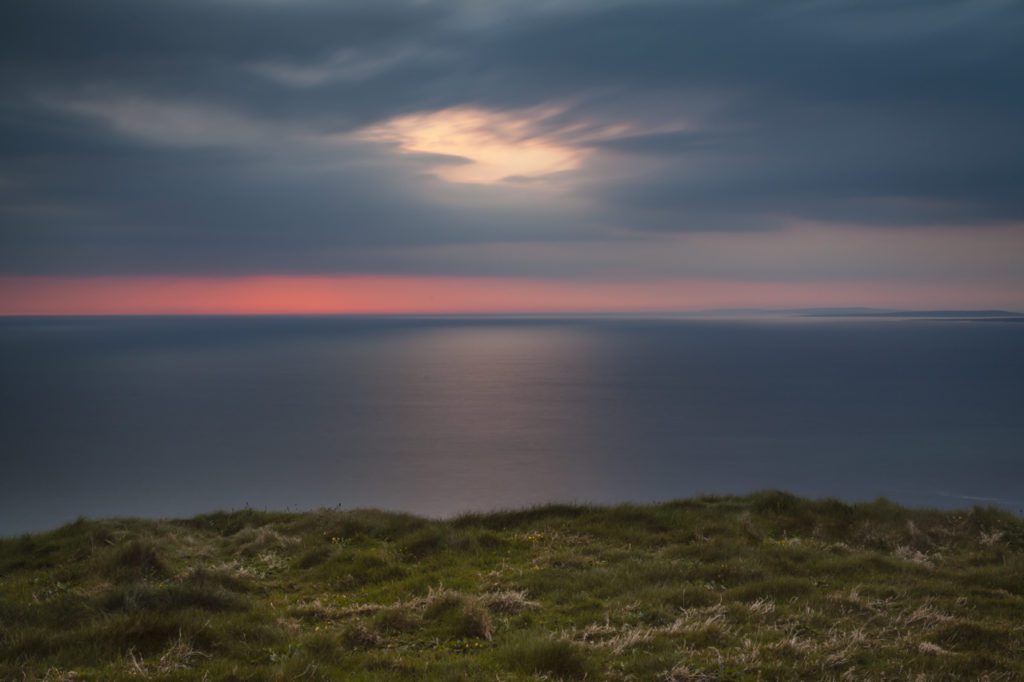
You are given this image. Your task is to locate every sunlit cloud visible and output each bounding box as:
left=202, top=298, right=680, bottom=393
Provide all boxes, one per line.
left=355, top=106, right=592, bottom=185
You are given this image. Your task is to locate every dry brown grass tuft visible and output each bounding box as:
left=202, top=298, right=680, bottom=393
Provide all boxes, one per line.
left=918, top=641, right=951, bottom=656
left=234, top=526, right=299, bottom=556
left=119, top=632, right=208, bottom=677
left=480, top=589, right=540, bottom=614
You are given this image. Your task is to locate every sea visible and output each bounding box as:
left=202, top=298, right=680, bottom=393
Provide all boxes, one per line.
left=1, top=315, right=1022, bottom=535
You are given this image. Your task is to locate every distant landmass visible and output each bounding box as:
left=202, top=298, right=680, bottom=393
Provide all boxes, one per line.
left=798, top=309, right=1024, bottom=319
left=690, top=307, right=1024, bottom=319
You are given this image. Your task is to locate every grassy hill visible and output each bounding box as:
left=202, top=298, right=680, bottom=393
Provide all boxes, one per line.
left=2, top=492, right=1023, bottom=680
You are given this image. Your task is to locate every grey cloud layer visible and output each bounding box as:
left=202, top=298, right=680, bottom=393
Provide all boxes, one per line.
left=1, top=0, right=1022, bottom=275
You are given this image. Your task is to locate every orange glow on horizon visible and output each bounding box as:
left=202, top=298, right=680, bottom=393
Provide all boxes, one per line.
left=0, top=275, right=1015, bottom=316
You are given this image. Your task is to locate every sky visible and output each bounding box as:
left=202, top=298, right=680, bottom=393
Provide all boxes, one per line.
left=1, top=0, right=1023, bottom=314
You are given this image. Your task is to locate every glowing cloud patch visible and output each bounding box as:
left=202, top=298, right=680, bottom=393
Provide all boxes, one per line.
left=356, top=106, right=586, bottom=185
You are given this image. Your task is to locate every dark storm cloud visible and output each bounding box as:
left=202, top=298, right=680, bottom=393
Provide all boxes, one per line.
left=474, top=0, right=1024, bottom=229
left=1, top=0, right=1022, bottom=274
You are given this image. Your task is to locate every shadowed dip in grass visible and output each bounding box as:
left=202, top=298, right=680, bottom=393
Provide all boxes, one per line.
left=2, top=492, right=1023, bottom=680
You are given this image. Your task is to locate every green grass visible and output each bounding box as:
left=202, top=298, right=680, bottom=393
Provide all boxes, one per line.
left=1, top=492, right=1023, bottom=680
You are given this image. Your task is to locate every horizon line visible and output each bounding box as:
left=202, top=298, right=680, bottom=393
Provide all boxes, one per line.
left=2, top=275, right=1022, bottom=316
left=3, top=307, right=1022, bottom=319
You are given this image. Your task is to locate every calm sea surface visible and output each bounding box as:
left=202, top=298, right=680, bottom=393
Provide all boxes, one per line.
left=1, top=316, right=1022, bottom=535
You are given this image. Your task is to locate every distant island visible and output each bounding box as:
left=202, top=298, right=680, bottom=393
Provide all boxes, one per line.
left=3, top=493, right=1022, bottom=679
left=797, top=309, right=1024, bottom=319
left=670, top=307, right=1024, bottom=319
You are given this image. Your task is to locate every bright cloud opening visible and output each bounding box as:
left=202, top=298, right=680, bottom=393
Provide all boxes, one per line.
left=356, top=106, right=588, bottom=185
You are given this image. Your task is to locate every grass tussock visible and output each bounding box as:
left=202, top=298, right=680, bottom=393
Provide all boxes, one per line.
left=1, top=493, right=1022, bottom=679
left=103, top=539, right=168, bottom=581
left=500, top=635, right=594, bottom=679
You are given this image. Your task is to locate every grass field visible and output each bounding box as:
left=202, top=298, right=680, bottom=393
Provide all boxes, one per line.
left=2, top=492, right=1023, bottom=680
